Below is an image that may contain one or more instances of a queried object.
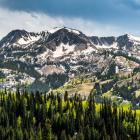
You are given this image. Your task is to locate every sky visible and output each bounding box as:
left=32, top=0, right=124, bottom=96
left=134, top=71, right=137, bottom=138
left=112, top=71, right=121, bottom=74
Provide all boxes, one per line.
left=0, top=0, right=140, bottom=38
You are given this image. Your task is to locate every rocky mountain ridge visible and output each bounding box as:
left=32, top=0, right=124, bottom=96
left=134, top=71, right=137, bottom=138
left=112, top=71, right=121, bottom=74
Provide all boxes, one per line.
left=0, top=27, right=140, bottom=91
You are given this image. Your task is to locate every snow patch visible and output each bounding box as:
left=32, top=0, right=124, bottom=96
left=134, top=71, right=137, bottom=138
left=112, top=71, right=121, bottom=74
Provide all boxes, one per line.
left=64, top=27, right=81, bottom=35
left=53, top=43, right=75, bottom=58
left=128, top=34, right=140, bottom=42
left=18, top=35, right=40, bottom=45
left=95, top=43, right=118, bottom=49
left=49, top=27, right=63, bottom=34
left=81, top=46, right=96, bottom=54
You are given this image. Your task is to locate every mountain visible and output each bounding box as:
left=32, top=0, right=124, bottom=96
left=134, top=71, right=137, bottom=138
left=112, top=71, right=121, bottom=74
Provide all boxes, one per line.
left=90, top=36, right=117, bottom=49
left=0, top=27, right=140, bottom=92
left=90, top=34, right=140, bottom=51
left=117, top=34, right=140, bottom=50
left=0, top=29, right=41, bottom=47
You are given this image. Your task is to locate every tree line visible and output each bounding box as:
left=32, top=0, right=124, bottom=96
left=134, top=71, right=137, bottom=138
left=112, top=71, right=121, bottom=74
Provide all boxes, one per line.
left=0, top=89, right=139, bottom=140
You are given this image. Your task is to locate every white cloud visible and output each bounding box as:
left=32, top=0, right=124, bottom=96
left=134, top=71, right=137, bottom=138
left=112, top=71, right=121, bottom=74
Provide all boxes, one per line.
left=0, top=7, right=137, bottom=38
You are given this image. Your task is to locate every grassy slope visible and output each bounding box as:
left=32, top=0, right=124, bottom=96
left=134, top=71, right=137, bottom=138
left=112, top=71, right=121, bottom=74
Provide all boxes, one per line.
left=52, top=76, right=140, bottom=118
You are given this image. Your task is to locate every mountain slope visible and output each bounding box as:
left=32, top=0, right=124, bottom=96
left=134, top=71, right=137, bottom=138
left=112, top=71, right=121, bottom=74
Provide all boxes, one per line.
left=0, top=27, right=140, bottom=92
left=0, top=30, right=41, bottom=47
left=90, top=34, right=140, bottom=51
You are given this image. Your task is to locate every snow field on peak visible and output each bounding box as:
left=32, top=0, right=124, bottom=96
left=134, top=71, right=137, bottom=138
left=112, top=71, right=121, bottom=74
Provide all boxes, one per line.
left=49, top=27, right=63, bottom=34
left=65, top=27, right=81, bottom=35
left=128, top=34, right=140, bottom=42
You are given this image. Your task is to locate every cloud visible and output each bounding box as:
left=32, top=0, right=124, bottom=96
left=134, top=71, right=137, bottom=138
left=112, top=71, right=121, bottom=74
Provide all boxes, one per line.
left=0, top=7, right=139, bottom=39
left=0, top=7, right=64, bottom=37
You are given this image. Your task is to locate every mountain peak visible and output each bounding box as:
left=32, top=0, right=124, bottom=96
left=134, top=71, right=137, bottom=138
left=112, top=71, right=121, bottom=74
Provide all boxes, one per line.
left=127, top=34, right=140, bottom=42
left=4, top=29, right=29, bottom=40
left=9, top=29, right=28, bottom=34
left=49, top=27, right=82, bottom=35
left=0, top=29, right=41, bottom=46
left=119, top=34, right=140, bottom=42
left=0, top=29, right=28, bottom=46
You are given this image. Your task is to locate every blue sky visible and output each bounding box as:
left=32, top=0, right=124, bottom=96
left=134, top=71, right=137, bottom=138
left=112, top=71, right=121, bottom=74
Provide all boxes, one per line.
left=0, top=0, right=140, bottom=37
